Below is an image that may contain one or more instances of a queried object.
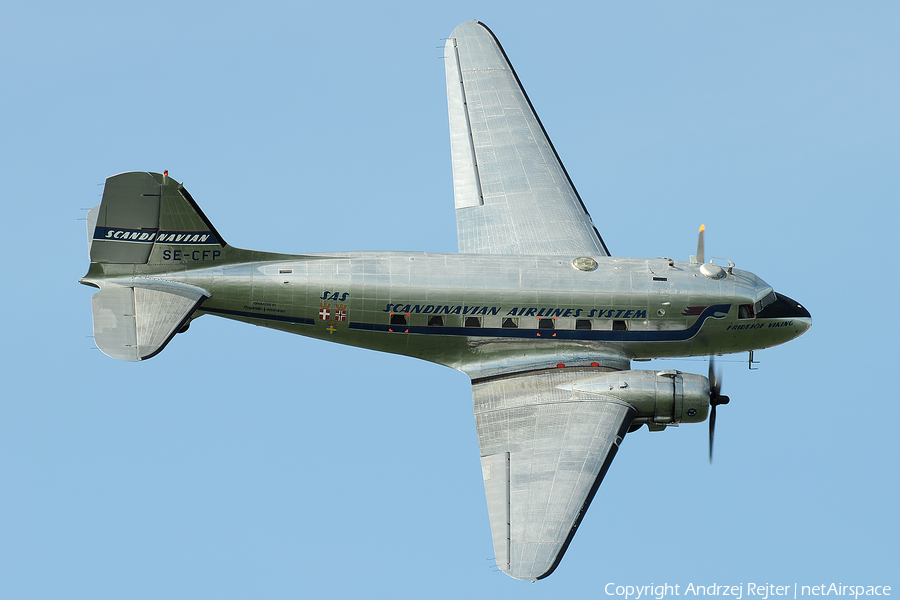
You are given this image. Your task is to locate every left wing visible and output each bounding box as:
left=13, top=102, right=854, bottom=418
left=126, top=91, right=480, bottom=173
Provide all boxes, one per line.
left=473, top=368, right=635, bottom=580
left=444, top=21, right=610, bottom=257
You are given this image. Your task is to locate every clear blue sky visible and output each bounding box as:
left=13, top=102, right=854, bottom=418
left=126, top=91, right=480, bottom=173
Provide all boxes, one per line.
left=2, top=1, right=897, bottom=598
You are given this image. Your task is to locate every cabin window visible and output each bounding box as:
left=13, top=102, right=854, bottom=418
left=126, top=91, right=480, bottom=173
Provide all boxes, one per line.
left=279, top=269, right=293, bottom=274
left=390, top=314, right=407, bottom=326
left=738, top=305, right=755, bottom=319
left=538, top=318, right=555, bottom=329
left=575, top=319, right=592, bottom=330
left=502, top=317, right=518, bottom=329
left=613, top=320, right=627, bottom=331
left=465, top=316, right=482, bottom=328
left=427, top=315, right=444, bottom=327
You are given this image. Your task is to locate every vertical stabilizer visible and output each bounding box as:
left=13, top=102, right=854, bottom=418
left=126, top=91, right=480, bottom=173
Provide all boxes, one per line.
left=88, top=171, right=226, bottom=265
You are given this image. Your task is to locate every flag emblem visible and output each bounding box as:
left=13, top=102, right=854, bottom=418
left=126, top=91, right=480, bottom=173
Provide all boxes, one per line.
left=334, top=304, right=347, bottom=322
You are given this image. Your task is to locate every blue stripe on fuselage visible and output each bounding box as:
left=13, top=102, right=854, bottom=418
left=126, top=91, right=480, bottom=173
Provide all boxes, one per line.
left=349, top=304, right=731, bottom=342
left=201, top=306, right=315, bottom=325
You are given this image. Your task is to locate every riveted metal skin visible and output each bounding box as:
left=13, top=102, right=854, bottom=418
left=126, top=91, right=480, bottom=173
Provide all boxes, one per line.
left=80, top=20, right=811, bottom=583
left=81, top=169, right=811, bottom=580
left=83, top=230, right=809, bottom=371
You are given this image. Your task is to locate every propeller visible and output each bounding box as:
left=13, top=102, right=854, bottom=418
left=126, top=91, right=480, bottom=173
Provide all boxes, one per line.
left=708, top=356, right=730, bottom=464
left=696, top=224, right=706, bottom=264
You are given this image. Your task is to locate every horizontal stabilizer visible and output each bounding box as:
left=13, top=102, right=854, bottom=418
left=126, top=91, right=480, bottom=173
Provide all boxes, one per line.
left=91, top=280, right=210, bottom=361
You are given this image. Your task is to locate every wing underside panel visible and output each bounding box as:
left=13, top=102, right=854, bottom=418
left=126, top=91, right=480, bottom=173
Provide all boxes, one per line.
left=445, top=21, right=610, bottom=257
left=473, top=368, right=635, bottom=580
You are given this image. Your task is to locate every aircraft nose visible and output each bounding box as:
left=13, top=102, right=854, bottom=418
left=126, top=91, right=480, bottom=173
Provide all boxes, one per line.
left=759, top=292, right=810, bottom=319
left=757, top=292, right=811, bottom=333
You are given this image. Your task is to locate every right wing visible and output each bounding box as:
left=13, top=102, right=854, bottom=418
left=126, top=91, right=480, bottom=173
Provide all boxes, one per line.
left=473, top=368, right=635, bottom=580
left=444, top=21, right=610, bottom=257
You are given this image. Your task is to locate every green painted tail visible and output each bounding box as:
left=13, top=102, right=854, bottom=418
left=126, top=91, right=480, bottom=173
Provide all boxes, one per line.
left=81, top=172, right=231, bottom=361
left=81, top=171, right=297, bottom=361
left=86, top=171, right=232, bottom=266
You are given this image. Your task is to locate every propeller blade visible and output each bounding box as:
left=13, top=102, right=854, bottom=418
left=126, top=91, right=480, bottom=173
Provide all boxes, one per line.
left=707, top=355, right=729, bottom=464
left=697, top=224, right=705, bottom=264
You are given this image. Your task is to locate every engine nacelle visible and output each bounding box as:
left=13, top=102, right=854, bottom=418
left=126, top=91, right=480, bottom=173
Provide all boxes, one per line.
left=558, top=370, right=710, bottom=430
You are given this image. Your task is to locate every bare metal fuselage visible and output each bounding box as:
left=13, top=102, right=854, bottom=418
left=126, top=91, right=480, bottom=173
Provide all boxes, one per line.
left=83, top=249, right=808, bottom=377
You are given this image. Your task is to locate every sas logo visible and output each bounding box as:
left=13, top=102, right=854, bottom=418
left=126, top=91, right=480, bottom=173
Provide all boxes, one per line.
left=321, top=291, right=350, bottom=301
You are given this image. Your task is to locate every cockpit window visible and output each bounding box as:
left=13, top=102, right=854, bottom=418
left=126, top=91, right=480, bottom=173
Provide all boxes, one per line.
left=738, top=305, right=755, bottom=319
left=754, top=290, right=777, bottom=315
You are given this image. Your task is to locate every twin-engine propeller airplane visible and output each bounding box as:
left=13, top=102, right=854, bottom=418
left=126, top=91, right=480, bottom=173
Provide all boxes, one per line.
left=80, top=21, right=811, bottom=581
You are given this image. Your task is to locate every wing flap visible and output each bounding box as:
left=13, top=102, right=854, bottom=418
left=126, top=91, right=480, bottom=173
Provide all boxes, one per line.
left=473, top=368, right=635, bottom=580
left=445, top=21, right=610, bottom=256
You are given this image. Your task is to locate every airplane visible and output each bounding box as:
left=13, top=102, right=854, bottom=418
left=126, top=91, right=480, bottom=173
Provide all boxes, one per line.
left=80, top=20, right=811, bottom=581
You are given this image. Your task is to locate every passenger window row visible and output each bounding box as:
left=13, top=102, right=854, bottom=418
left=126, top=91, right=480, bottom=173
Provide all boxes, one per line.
left=389, top=314, right=630, bottom=331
